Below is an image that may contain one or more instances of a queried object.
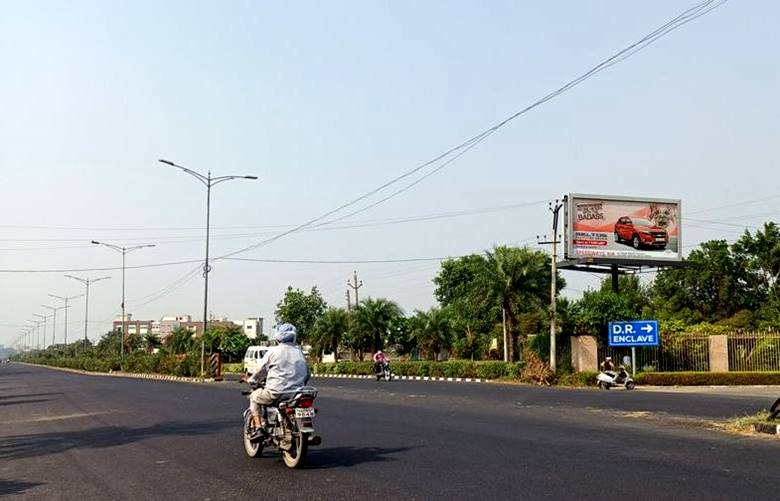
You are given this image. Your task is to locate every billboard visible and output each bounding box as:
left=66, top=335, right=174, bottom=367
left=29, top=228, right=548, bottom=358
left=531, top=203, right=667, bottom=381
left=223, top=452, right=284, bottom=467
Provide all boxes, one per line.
left=564, top=194, right=682, bottom=264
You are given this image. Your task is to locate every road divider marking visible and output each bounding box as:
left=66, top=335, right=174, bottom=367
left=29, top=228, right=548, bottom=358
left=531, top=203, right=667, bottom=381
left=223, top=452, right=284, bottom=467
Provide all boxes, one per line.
left=311, top=373, right=486, bottom=384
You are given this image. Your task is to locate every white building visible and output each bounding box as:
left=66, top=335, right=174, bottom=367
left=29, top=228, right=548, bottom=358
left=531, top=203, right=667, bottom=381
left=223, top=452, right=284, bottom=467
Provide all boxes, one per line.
left=234, top=317, right=264, bottom=339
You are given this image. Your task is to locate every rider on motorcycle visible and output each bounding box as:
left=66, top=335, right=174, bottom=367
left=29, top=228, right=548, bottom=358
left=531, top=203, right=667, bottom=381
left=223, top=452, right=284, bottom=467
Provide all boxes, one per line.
left=373, top=349, right=389, bottom=375
left=248, top=323, right=309, bottom=439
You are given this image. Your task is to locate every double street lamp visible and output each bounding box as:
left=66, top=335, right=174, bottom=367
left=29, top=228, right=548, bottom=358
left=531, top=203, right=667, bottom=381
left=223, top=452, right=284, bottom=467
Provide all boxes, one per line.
left=159, top=158, right=258, bottom=379
left=91, top=241, right=155, bottom=358
left=48, top=293, right=84, bottom=346
left=65, top=275, right=111, bottom=350
left=30, top=316, right=47, bottom=350
left=41, top=303, right=69, bottom=349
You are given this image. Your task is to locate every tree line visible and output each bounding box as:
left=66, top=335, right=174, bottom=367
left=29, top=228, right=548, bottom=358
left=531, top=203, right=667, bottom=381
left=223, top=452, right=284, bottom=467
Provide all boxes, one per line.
left=279, top=223, right=780, bottom=364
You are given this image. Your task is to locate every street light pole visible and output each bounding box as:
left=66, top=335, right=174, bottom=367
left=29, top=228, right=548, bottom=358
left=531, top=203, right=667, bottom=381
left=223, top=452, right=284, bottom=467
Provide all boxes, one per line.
left=159, top=158, right=258, bottom=379
left=41, top=304, right=67, bottom=348
left=49, top=294, right=83, bottom=346
left=32, top=315, right=47, bottom=350
left=91, top=241, right=155, bottom=358
left=65, top=275, right=111, bottom=351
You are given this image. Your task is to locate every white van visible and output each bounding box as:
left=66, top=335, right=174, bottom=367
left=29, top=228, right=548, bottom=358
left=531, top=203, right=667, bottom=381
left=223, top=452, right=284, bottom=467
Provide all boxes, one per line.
left=243, top=345, right=270, bottom=376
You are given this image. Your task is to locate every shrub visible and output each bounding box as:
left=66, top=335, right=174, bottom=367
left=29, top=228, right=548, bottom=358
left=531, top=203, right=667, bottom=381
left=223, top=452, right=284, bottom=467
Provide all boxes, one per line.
left=636, top=371, right=780, bottom=386
left=311, top=360, right=524, bottom=380
left=556, top=371, right=599, bottom=387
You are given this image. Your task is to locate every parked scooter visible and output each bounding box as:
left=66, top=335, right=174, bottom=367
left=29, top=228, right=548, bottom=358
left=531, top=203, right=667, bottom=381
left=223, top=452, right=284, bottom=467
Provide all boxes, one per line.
left=596, top=366, right=636, bottom=390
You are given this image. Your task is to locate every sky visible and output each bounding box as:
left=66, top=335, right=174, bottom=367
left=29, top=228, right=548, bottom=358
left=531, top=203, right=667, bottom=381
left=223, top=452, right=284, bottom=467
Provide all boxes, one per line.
left=1, top=1, right=778, bottom=347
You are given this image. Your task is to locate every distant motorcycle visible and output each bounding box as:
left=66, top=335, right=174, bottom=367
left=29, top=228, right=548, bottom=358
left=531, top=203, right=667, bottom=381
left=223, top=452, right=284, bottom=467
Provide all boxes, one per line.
left=242, top=382, right=321, bottom=469
left=375, top=362, right=392, bottom=382
left=596, top=366, right=636, bottom=390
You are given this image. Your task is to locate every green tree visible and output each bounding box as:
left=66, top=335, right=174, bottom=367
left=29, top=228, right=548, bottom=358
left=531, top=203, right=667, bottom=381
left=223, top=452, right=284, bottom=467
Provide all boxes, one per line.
left=165, top=327, right=195, bottom=354
left=477, top=246, right=563, bottom=361
left=652, top=240, right=763, bottom=323
left=143, top=333, right=161, bottom=354
left=275, top=286, right=328, bottom=344
left=733, top=223, right=780, bottom=327
left=350, top=298, right=403, bottom=358
left=310, top=307, right=350, bottom=360
left=408, top=307, right=453, bottom=360
left=215, top=324, right=252, bottom=363
left=574, top=285, right=640, bottom=342
left=96, top=330, right=122, bottom=357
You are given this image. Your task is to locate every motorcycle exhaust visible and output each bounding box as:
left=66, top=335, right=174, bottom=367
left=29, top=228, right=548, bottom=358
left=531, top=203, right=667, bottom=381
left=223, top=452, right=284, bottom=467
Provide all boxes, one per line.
left=308, top=434, right=322, bottom=446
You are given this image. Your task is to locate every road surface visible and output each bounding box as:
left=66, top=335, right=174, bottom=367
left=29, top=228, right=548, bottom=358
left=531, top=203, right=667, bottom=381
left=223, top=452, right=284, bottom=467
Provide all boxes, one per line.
left=2, top=363, right=780, bottom=500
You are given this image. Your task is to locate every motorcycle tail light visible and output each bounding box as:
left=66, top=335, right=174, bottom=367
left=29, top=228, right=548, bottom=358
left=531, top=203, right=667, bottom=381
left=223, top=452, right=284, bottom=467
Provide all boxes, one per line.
left=297, top=397, right=314, bottom=408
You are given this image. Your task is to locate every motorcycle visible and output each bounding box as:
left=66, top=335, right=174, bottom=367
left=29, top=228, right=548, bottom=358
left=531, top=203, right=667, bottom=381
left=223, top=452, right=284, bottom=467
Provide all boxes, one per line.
left=375, top=361, right=391, bottom=381
left=596, top=366, right=636, bottom=390
left=241, top=382, right=322, bottom=468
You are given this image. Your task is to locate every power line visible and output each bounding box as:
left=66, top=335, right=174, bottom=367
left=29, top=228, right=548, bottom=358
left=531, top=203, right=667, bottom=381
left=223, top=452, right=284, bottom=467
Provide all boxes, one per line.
left=215, top=0, right=727, bottom=261
left=0, top=200, right=549, bottom=246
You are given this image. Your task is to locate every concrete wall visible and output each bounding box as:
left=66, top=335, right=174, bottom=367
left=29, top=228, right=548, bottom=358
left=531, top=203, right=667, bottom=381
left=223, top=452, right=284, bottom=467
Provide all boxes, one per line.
left=571, top=335, right=598, bottom=372
left=708, top=334, right=729, bottom=372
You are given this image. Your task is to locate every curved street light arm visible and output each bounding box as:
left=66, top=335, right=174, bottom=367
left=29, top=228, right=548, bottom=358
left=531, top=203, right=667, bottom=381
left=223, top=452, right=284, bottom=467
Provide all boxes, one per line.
left=211, top=175, right=258, bottom=187
left=159, top=159, right=209, bottom=186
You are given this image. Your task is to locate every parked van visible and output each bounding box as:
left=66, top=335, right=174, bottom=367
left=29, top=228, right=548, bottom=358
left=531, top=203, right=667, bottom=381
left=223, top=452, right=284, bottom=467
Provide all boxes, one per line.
left=243, top=345, right=269, bottom=376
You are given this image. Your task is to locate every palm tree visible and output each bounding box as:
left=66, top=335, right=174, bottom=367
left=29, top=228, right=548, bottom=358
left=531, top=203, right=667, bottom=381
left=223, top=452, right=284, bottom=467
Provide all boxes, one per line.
left=143, top=333, right=162, bottom=354
left=479, top=246, right=556, bottom=361
left=311, top=308, right=349, bottom=361
left=165, top=327, right=194, bottom=354
left=351, top=298, right=403, bottom=359
left=408, top=307, right=453, bottom=360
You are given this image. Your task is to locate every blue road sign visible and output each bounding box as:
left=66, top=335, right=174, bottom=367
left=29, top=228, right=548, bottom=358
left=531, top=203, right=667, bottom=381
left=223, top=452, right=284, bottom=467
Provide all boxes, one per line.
left=608, top=320, right=659, bottom=347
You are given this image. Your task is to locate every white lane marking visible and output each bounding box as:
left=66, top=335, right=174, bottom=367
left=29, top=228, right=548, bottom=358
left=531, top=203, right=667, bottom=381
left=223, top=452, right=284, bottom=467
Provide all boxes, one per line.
left=2, top=411, right=119, bottom=424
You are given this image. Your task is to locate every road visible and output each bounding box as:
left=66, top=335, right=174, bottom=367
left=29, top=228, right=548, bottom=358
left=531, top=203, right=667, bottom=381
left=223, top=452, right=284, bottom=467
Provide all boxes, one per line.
left=2, top=363, right=780, bottom=500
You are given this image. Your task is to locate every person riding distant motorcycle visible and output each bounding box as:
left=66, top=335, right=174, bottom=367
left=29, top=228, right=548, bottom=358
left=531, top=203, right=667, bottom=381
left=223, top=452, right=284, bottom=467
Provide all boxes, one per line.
left=247, top=323, right=309, bottom=439
left=373, top=349, right=389, bottom=375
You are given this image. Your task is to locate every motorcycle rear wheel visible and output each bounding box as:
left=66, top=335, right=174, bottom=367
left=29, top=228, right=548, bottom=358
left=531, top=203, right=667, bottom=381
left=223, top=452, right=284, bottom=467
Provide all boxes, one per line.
left=282, top=432, right=309, bottom=469
left=625, top=381, right=636, bottom=391
left=243, top=413, right=263, bottom=458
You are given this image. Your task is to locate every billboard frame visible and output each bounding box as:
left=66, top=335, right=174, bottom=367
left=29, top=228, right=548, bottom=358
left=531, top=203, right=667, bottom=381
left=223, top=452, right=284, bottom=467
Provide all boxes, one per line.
left=563, top=193, right=683, bottom=268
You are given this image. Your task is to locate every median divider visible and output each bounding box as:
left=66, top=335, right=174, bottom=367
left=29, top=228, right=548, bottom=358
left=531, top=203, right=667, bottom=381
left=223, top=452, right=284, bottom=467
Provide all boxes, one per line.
left=16, top=362, right=216, bottom=384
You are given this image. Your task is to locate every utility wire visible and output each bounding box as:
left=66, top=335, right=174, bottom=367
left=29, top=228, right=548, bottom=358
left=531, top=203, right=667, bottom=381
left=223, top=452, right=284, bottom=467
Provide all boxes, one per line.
left=215, top=0, right=727, bottom=261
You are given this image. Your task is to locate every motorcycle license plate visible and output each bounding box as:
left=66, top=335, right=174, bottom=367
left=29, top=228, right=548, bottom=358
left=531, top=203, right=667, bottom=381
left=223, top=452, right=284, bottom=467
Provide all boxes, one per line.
left=295, top=408, right=315, bottom=418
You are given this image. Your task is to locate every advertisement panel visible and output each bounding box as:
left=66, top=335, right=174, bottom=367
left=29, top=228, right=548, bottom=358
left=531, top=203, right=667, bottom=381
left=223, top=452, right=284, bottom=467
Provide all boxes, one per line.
left=565, top=194, right=682, bottom=263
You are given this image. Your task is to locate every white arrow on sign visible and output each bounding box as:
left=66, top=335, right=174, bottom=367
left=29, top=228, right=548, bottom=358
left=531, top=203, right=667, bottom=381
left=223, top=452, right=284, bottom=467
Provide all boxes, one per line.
left=641, top=324, right=654, bottom=333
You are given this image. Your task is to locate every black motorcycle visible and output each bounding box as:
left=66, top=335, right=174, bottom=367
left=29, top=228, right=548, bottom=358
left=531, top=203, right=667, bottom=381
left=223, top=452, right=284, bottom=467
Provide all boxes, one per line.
left=242, top=382, right=321, bottom=468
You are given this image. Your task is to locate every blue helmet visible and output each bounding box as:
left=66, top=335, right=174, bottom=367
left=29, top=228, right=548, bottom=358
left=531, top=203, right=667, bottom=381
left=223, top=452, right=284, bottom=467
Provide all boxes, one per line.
left=274, top=323, right=297, bottom=344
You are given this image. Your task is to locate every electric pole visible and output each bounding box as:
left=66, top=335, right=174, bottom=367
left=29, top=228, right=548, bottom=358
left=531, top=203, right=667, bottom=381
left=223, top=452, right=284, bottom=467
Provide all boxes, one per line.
left=538, top=199, right=563, bottom=372
left=346, top=289, right=352, bottom=312
left=347, top=271, right=363, bottom=307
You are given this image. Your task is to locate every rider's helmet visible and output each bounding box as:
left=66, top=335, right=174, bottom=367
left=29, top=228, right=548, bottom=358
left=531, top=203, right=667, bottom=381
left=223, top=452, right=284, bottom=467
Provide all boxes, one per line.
left=274, top=323, right=297, bottom=344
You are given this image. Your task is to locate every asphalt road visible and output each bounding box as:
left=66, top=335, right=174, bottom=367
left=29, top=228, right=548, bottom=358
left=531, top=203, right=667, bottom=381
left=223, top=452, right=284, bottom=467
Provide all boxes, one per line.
left=2, top=363, right=780, bottom=500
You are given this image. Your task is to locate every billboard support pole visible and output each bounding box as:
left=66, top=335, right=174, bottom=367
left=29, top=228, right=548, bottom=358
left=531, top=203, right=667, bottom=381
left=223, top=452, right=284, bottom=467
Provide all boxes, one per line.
left=548, top=200, right=563, bottom=372
left=611, top=265, right=619, bottom=293
left=631, top=346, right=636, bottom=377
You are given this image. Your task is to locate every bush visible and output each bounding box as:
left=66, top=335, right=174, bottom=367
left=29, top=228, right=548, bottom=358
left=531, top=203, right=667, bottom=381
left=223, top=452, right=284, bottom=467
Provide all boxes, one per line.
left=556, top=371, right=598, bottom=387
left=222, top=363, right=244, bottom=374
left=311, top=360, right=524, bottom=380
left=636, top=371, right=780, bottom=386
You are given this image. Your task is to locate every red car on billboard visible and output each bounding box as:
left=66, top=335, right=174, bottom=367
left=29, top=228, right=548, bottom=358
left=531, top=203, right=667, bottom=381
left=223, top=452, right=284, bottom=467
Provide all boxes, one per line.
left=614, top=216, right=668, bottom=250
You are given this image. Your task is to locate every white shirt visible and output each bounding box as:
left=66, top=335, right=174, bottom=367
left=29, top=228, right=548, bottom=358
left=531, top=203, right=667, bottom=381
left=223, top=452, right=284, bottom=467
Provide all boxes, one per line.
left=248, top=343, right=309, bottom=394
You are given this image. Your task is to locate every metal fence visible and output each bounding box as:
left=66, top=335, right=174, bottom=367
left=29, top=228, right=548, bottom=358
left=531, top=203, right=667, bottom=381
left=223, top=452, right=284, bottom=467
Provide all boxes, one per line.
left=598, top=335, right=709, bottom=372
left=728, top=333, right=780, bottom=371
left=596, top=332, right=780, bottom=373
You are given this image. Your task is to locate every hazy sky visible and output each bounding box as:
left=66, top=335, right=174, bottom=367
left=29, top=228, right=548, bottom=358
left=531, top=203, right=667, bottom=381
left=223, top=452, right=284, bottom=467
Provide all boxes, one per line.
left=1, top=1, right=778, bottom=347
